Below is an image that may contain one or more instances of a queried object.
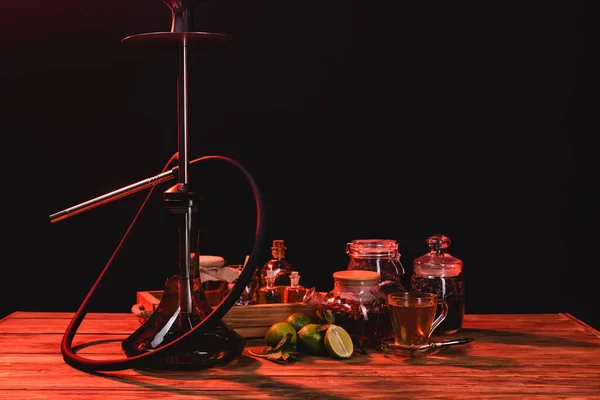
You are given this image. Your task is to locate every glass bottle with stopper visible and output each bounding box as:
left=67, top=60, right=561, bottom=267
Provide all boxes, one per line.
left=283, top=271, right=306, bottom=303
left=411, top=234, right=465, bottom=334
left=260, top=239, right=295, bottom=288
left=259, top=269, right=284, bottom=304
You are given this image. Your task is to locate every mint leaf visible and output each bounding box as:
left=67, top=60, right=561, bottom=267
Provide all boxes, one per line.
left=249, top=333, right=299, bottom=364
left=264, top=351, right=284, bottom=361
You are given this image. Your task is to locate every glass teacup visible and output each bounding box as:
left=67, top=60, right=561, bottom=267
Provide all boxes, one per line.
left=387, top=291, right=448, bottom=349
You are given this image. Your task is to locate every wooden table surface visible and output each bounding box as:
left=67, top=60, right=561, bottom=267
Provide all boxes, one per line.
left=1, top=312, right=599, bottom=399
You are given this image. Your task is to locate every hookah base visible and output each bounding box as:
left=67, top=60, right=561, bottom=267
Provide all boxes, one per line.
left=121, top=274, right=246, bottom=370
left=122, top=319, right=246, bottom=370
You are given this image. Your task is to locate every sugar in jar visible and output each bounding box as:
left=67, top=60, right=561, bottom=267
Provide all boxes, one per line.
left=411, top=234, right=465, bottom=335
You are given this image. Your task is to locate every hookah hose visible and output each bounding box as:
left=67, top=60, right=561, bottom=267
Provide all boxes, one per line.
left=60, top=155, right=266, bottom=371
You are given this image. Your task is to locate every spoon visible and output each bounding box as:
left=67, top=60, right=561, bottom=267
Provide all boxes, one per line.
left=416, top=337, right=474, bottom=352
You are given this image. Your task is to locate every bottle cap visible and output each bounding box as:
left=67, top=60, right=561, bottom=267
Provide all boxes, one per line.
left=290, top=271, right=300, bottom=285
left=272, top=239, right=286, bottom=249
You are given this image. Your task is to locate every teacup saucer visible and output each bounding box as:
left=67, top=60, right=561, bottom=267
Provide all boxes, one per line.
left=377, top=338, right=442, bottom=359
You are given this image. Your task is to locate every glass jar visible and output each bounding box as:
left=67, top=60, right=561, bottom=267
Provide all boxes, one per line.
left=411, top=234, right=465, bottom=334
left=303, top=270, right=392, bottom=346
left=346, top=239, right=406, bottom=295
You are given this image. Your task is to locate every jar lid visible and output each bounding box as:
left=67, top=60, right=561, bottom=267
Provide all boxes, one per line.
left=333, top=270, right=380, bottom=285
left=199, top=255, right=225, bottom=268
left=197, top=255, right=229, bottom=282
left=346, top=239, right=400, bottom=260
left=413, top=234, right=462, bottom=277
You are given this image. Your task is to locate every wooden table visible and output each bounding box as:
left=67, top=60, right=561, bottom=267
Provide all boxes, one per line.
left=1, top=312, right=599, bottom=399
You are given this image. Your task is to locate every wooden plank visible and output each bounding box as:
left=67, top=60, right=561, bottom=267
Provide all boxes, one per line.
left=0, top=317, right=140, bottom=334
left=1, top=336, right=599, bottom=367
left=2, top=351, right=600, bottom=378
left=5, top=311, right=595, bottom=328
left=0, top=353, right=599, bottom=399
left=563, top=312, right=600, bottom=339
left=0, top=334, right=598, bottom=371
left=6, top=304, right=321, bottom=339
left=2, top=313, right=596, bottom=336
left=5, top=311, right=131, bottom=320
left=0, top=375, right=598, bottom=400
left=6, top=311, right=592, bottom=327
left=3, top=349, right=600, bottom=375
left=0, top=316, right=291, bottom=339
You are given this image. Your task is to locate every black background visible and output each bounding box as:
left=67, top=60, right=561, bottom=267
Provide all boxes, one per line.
left=2, top=1, right=598, bottom=329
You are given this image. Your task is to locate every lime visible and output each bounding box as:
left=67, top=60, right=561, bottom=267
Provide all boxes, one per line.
left=264, top=322, right=298, bottom=347
left=297, top=323, right=325, bottom=355
left=324, top=325, right=354, bottom=359
left=286, top=313, right=312, bottom=332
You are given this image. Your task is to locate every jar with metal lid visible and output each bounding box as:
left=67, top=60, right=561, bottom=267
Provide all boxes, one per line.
left=411, top=234, right=465, bottom=334
left=345, top=239, right=406, bottom=295
left=303, top=270, right=393, bottom=346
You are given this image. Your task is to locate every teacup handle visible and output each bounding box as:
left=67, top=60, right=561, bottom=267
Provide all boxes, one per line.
left=428, top=300, right=448, bottom=338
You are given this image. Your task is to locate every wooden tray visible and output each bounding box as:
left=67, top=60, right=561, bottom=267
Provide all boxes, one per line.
left=135, top=290, right=319, bottom=339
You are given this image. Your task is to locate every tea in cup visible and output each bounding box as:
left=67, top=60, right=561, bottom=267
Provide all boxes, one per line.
left=387, top=291, right=448, bottom=349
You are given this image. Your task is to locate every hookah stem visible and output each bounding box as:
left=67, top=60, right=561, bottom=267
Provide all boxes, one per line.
left=176, top=36, right=193, bottom=314
left=177, top=37, right=190, bottom=185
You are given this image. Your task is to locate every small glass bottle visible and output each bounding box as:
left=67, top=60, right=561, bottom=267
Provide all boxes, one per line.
left=284, top=271, right=307, bottom=303
left=411, top=234, right=465, bottom=335
left=259, top=239, right=295, bottom=288
left=346, top=239, right=406, bottom=295
left=259, top=269, right=284, bottom=304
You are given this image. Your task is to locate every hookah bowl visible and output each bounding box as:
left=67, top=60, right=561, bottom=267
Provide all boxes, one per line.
left=162, top=0, right=203, bottom=32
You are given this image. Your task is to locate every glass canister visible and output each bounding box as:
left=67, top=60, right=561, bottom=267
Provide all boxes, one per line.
left=346, top=239, right=406, bottom=295
left=303, top=270, right=393, bottom=347
left=411, top=234, right=465, bottom=334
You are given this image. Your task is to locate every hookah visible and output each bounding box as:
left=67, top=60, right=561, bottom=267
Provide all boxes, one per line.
left=49, top=0, right=265, bottom=371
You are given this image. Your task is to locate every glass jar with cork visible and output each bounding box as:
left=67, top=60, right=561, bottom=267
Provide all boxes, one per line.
left=303, top=270, right=393, bottom=347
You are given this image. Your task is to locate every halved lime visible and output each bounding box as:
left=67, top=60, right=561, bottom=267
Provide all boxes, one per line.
left=324, top=325, right=354, bottom=359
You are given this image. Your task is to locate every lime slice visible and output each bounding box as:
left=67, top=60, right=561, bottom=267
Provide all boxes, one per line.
left=324, top=325, right=354, bottom=359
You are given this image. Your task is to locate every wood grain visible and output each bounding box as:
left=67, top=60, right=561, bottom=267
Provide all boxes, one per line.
left=1, top=312, right=599, bottom=399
